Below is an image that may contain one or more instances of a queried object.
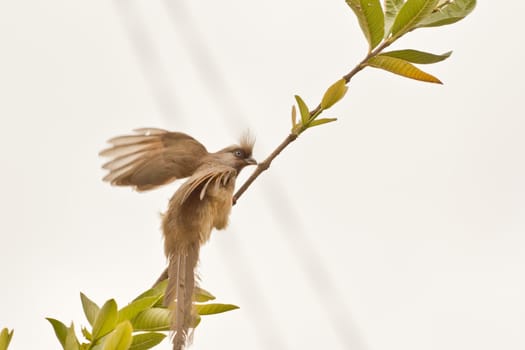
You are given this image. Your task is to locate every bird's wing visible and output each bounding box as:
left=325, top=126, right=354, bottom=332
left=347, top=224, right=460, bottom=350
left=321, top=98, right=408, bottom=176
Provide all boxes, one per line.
left=177, top=164, right=237, bottom=204
left=99, top=128, right=208, bottom=191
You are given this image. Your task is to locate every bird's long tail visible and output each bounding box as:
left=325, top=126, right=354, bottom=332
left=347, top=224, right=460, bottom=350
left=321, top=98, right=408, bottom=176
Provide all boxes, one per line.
left=165, top=242, right=200, bottom=350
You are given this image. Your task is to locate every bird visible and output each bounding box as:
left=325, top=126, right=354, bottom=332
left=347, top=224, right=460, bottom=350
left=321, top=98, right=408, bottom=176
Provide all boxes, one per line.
left=99, top=128, right=256, bottom=350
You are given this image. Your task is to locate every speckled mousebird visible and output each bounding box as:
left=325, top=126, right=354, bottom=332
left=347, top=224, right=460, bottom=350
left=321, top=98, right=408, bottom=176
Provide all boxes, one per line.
left=99, top=128, right=256, bottom=350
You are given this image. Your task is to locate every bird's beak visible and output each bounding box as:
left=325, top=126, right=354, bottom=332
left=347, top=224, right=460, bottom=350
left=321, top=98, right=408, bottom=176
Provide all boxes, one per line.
left=245, top=157, right=257, bottom=165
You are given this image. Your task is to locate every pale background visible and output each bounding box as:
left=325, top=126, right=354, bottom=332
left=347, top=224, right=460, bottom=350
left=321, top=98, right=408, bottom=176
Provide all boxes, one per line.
left=1, top=1, right=524, bottom=350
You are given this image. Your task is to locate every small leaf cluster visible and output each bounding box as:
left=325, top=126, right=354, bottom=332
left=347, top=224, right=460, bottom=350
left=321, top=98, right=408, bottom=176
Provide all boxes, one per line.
left=46, top=281, right=238, bottom=350
left=291, top=79, right=347, bottom=135
left=290, top=0, right=475, bottom=136
left=348, top=0, right=475, bottom=82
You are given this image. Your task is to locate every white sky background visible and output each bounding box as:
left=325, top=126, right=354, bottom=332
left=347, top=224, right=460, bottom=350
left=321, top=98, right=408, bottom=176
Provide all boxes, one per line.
left=1, top=1, right=524, bottom=349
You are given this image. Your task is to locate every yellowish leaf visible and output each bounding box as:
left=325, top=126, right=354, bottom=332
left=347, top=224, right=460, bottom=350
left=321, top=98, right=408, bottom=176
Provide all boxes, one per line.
left=367, top=55, right=442, bottom=84
left=320, top=79, right=348, bottom=110
left=294, top=95, right=310, bottom=125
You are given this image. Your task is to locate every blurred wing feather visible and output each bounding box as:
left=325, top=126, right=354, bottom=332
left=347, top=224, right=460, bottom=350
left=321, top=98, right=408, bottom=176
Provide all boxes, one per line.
left=99, top=128, right=208, bottom=191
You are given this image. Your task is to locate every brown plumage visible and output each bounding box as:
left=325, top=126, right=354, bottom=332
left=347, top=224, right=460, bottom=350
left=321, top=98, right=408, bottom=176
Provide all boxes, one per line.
left=100, top=128, right=256, bottom=350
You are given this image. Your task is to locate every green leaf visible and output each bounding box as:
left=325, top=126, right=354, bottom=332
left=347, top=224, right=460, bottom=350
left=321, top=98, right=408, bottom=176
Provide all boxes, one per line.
left=65, top=323, right=80, bottom=350
left=308, top=118, right=338, bottom=128
left=80, top=293, right=100, bottom=327
left=193, top=287, right=216, bottom=303
left=118, top=296, right=162, bottom=323
left=132, top=281, right=167, bottom=304
left=194, top=303, right=239, bottom=316
left=320, top=79, right=348, bottom=110
left=90, top=343, right=104, bottom=350
left=294, top=95, right=310, bottom=125
left=129, top=333, right=166, bottom=350
left=417, top=0, right=476, bottom=28
left=384, top=0, right=405, bottom=35
left=346, top=0, right=385, bottom=50
left=131, top=308, right=170, bottom=332
left=102, top=321, right=133, bottom=350
left=390, top=0, right=439, bottom=39
left=0, top=328, right=14, bottom=350
left=291, top=105, right=298, bottom=128
left=92, top=299, right=119, bottom=341
left=81, top=326, right=92, bottom=342
left=192, top=315, right=201, bottom=328
left=46, top=318, right=68, bottom=349
left=380, top=49, right=451, bottom=64
left=367, top=55, right=442, bottom=83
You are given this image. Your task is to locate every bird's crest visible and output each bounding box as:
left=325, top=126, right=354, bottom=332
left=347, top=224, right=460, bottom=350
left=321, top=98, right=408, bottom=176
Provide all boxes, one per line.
left=239, top=130, right=255, bottom=156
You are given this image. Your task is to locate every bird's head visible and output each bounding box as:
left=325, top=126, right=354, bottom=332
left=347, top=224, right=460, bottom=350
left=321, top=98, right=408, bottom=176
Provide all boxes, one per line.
left=216, top=132, right=257, bottom=172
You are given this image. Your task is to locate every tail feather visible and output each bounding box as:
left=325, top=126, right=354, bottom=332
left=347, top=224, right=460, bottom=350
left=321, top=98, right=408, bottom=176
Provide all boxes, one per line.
left=166, top=243, right=200, bottom=350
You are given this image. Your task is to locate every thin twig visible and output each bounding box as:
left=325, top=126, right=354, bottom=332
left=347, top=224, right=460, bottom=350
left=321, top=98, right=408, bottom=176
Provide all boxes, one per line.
left=233, top=40, right=393, bottom=204
left=233, top=133, right=297, bottom=204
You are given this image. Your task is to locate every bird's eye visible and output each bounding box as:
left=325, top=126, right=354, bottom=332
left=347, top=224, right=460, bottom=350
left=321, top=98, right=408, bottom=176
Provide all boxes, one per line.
left=234, top=150, right=243, bottom=158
